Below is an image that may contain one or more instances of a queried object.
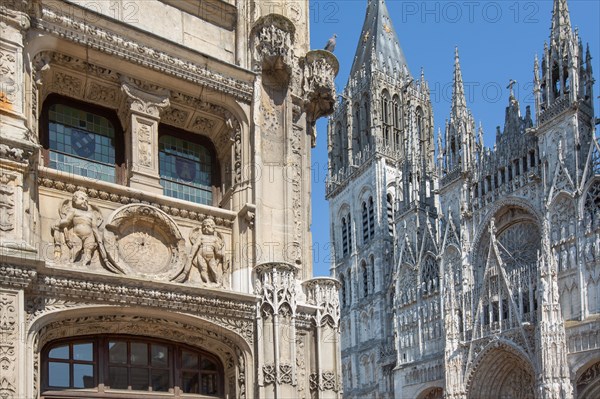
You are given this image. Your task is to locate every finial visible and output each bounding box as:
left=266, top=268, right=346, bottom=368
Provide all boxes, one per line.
left=507, top=79, right=517, bottom=99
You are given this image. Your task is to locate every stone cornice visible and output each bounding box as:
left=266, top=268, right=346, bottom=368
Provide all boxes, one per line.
left=27, top=264, right=258, bottom=344
left=34, top=5, right=254, bottom=103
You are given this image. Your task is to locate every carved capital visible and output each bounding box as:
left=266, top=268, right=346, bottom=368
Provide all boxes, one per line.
left=255, top=262, right=298, bottom=316
left=120, top=81, right=170, bottom=120
left=303, top=277, right=341, bottom=328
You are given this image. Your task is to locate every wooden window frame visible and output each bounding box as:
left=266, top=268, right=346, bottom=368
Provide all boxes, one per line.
left=41, top=335, right=224, bottom=399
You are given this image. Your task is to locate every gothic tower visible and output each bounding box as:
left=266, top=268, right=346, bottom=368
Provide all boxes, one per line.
left=326, top=1, right=436, bottom=397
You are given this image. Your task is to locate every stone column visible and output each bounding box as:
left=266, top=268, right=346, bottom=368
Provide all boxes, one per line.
left=303, top=278, right=342, bottom=399
left=119, top=82, right=170, bottom=194
left=255, top=262, right=299, bottom=399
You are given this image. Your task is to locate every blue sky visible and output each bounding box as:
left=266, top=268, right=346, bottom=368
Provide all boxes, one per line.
left=308, top=0, right=600, bottom=277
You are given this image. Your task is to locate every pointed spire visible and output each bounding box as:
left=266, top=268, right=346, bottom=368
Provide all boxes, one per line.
left=349, top=0, right=410, bottom=79
left=550, top=0, right=572, bottom=46
left=451, top=47, right=467, bottom=118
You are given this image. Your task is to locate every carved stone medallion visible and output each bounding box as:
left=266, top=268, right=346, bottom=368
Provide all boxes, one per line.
left=103, top=204, right=187, bottom=280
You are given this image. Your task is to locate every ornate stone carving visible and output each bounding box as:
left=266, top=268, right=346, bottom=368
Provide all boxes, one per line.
left=279, top=363, right=294, bottom=385
left=87, top=81, right=118, bottom=108
left=0, top=174, right=16, bottom=232
left=52, top=190, right=104, bottom=266
left=103, top=204, right=187, bottom=281
left=303, top=50, right=339, bottom=145
left=255, top=262, right=298, bottom=316
left=36, top=6, right=253, bottom=102
left=304, top=278, right=341, bottom=328
left=0, top=50, right=17, bottom=107
left=161, top=107, right=189, bottom=128
left=252, top=14, right=295, bottom=74
left=137, top=123, right=152, bottom=167
left=177, top=218, right=229, bottom=287
left=263, top=364, right=276, bottom=385
left=0, top=143, right=32, bottom=163
left=37, top=172, right=235, bottom=227
left=191, top=116, right=216, bottom=132
left=0, top=292, right=18, bottom=399
left=121, top=82, right=170, bottom=119
left=52, top=71, right=82, bottom=98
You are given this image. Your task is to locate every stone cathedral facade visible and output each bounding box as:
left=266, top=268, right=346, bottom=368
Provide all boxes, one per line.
left=0, top=1, right=342, bottom=398
left=328, top=0, right=598, bottom=398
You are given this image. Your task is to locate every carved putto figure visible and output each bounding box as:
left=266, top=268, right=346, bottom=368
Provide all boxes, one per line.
left=52, top=190, right=104, bottom=265
left=188, top=218, right=228, bottom=286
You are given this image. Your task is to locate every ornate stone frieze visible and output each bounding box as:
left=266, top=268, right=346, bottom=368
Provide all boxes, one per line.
left=0, top=142, right=33, bottom=164
left=35, top=6, right=253, bottom=103
left=27, top=277, right=255, bottom=344
left=161, top=106, right=189, bottom=128
left=38, top=171, right=234, bottom=227
left=0, top=264, right=37, bottom=288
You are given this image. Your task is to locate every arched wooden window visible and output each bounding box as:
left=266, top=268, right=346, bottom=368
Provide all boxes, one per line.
left=41, top=95, right=124, bottom=183
left=158, top=126, right=219, bottom=206
left=42, top=336, right=224, bottom=397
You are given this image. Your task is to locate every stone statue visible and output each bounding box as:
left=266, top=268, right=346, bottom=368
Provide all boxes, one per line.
left=52, top=191, right=103, bottom=265
left=188, top=218, right=228, bottom=286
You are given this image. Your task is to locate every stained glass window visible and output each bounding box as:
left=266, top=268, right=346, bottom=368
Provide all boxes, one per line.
left=48, top=103, right=117, bottom=183
left=159, top=135, right=213, bottom=205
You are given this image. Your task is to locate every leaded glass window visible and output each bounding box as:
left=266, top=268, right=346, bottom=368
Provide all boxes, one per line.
left=159, top=135, right=213, bottom=205
left=48, top=103, right=117, bottom=183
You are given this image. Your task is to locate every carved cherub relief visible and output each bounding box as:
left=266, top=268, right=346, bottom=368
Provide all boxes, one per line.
left=52, top=190, right=103, bottom=265
left=188, top=218, right=229, bottom=287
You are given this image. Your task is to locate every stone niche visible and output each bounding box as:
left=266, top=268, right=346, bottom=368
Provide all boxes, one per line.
left=103, top=204, right=188, bottom=280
